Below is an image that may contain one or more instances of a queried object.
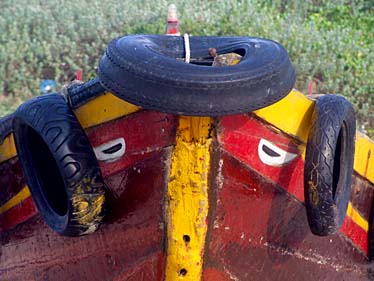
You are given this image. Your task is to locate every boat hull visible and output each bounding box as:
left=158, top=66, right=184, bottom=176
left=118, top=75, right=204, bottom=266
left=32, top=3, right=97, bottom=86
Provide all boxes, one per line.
left=0, top=90, right=374, bottom=280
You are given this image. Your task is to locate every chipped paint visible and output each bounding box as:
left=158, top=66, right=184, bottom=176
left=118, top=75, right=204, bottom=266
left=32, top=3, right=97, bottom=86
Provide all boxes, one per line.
left=0, top=186, right=30, bottom=215
left=165, top=116, right=212, bottom=281
left=74, top=92, right=140, bottom=128
left=254, top=89, right=314, bottom=143
left=346, top=202, right=368, bottom=232
left=0, top=134, right=17, bottom=163
left=354, top=132, right=374, bottom=183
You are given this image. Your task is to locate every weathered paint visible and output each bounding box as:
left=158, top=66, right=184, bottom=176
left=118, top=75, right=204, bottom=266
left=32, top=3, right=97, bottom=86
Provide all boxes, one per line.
left=0, top=110, right=176, bottom=231
left=350, top=176, right=374, bottom=220
left=0, top=157, right=25, bottom=205
left=0, top=134, right=17, bottom=163
left=165, top=116, right=212, bottom=281
left=254, top=89, right=314, bottom=143
left=74, top=92, right=140, bottom=128
left=354, top=133, right=374, bottom=183
left=220, top=114, right=305, bottom=201
left=86, top=111, right=177, bottom=177
left=203, top=153, right=370, bottom=280
left=0, top=86, right=374, bottom=280
left=219, top=113, right=372, bottom=254
left=0, top=186, right=30, bottom=215
left=0, top=150, right=169, bottom=280
left=341, top=215, right=368, bottom=254
left=0, top=195, right=37, bottom=231
left=347, top=202, right=368, bottom=232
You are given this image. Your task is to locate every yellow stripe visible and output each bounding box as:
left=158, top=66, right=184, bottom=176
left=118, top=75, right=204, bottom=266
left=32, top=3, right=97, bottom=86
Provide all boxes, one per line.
left=354, top=132, right=374, bottom=183
left=254, top=89, right=315, bottom=143
left=73, top=92, right=140, bottom=128
left=346, top=202, right=368, bottom=232
left=0, top=92, right=140, bottom=163
left=0, top=134, right=17, bottom=163
left=0, top=186, right=31, bottom=215
left=165, top=116, right=212, bottom=281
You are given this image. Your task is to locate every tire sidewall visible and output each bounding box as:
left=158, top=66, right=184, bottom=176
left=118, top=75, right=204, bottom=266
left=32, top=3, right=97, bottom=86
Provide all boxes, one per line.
left=13, top=94, right=105, bottom=235
left=304, top=95, right=356, bottom=235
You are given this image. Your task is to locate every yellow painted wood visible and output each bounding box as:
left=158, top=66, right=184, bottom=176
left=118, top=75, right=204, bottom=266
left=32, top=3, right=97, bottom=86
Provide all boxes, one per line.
left=0, top=186, right=30, bottom=215
left=0, top=134, right=17, bottom=163
left=346, top=202, right=368, bottom=232
left=254, top=89, right=315, bottom=143
left=354, top=132, right=374, bottom=183
left=74, top=92, right=140, bottom=128
left=165, top=116, right=212, bottom=281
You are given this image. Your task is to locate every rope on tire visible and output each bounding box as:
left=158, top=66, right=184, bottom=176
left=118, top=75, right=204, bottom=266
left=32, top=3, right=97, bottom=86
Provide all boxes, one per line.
left=184, top=33, right=190, bottom=64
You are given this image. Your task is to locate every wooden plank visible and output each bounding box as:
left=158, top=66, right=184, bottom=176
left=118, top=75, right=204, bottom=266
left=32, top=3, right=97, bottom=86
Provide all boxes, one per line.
left=74, top=92, right=140, bottom=128
left=219, top=114, right=372, bottom=254
left=0, top=157, right=25, bottom=205
left=220, top=114, right=305, bottom=201
left=165, top=116, right=212, bottom=281
left=204, top=153, right=369, bottom=280
left=254, top=89, right=314, bottom=143
left=0, top=150, right=169, bottom=280
left=86, top=111, right=177, bottom=177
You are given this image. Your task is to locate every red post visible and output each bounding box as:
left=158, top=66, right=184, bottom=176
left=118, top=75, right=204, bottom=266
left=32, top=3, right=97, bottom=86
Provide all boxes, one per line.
left=165, top=4, right=180, bottom=36
left=75, top=69, right=83, bottom=81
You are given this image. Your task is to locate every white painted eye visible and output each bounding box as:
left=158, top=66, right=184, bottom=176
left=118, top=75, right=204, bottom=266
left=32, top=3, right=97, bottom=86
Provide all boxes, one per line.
left=93, top=137, right=126, bottom=163
left=258, top=138, right=297, bottom=167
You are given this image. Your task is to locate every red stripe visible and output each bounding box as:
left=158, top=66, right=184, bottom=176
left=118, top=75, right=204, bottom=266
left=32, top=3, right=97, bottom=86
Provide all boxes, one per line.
left=340, top=216, right=368, bottom=254
left=0, top=196, right=38, bottom=231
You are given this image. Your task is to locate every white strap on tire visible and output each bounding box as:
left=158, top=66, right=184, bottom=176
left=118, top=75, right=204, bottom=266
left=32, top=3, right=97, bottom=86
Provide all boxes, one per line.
left=184, top=33, right=190, bottom=64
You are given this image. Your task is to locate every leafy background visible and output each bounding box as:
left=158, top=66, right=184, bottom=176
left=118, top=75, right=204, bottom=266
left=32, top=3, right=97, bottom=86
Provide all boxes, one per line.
left=0, top=0, right=373, bottom=135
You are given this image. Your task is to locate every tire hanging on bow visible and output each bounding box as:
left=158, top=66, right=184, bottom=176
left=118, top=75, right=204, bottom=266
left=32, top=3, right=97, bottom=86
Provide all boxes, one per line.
left=304, top=94, right=356, bottom=236
left=13, top=94, right=106, bottom=236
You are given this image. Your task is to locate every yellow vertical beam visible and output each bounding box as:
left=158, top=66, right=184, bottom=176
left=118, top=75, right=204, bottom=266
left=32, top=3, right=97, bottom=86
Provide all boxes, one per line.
left=165, top=116, right=212, bottom=281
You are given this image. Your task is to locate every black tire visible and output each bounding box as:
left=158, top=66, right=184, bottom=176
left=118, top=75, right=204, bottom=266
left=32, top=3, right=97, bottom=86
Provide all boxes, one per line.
left=98, top=35, right=296, bottom=116
left=304, top=94, right=356, bottom=236
left=13, top=94, right=106, bottom=236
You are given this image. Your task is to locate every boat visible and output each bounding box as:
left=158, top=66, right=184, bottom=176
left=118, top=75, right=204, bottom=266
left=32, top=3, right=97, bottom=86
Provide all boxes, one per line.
left=1, top=7, right=374, bottom=281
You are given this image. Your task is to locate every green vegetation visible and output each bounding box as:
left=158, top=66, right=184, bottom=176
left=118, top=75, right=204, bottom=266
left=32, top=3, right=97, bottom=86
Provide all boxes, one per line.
left=0, top=0, right=373, bottom=134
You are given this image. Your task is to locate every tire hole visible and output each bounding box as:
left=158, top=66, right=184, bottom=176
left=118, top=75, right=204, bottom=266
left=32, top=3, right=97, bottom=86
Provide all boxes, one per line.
left=26, top=125, right=68, bottom=216
left=332, top=124, right=346, bottom=199
left=232, top=48, right=246, bottom=57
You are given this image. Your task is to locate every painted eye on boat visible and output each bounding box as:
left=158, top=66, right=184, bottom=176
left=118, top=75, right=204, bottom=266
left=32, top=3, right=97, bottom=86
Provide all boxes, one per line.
left=258, top=138, right=297, bottom=167
left=94, top=137, right=126, bottom=163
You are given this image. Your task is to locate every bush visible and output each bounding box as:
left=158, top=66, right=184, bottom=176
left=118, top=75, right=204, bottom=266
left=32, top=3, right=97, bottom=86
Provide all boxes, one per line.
left=0, top=0, right=373, bottom=135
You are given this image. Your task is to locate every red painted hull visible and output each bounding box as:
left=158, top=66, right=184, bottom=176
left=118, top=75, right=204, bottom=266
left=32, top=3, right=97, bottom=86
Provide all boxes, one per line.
left=1, top=110, right=373, bottom=280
